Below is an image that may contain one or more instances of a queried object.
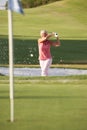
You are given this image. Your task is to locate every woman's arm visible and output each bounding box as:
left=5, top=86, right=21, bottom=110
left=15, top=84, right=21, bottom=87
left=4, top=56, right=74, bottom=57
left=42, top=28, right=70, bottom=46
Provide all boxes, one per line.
left=51, top=37, right=61, bottom=47
left=38, top=33, right=54, bottom=43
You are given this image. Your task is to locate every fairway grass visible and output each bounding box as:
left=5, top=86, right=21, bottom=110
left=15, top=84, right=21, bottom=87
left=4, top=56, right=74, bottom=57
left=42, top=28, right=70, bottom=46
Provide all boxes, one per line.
left=0, top=75, right=87, bottom=130
left=0, top=0, right=87, bottom=39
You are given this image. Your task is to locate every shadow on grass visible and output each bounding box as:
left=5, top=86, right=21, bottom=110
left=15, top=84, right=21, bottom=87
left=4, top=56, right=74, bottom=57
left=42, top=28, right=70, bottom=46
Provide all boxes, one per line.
left=0, top=73, right=4, bottom=76
left=0, top=95, right=87, bottom=99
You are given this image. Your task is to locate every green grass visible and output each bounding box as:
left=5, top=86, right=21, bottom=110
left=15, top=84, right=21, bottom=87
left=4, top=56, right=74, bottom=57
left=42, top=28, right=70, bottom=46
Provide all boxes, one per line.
left=0, top=75, right=87, bottom=130
left=0, top=0, right=87, bottom=39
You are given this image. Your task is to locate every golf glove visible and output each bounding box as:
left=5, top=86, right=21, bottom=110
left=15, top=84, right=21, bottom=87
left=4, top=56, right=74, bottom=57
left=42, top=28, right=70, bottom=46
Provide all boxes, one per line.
left=54, top=33, right=58, bottom=37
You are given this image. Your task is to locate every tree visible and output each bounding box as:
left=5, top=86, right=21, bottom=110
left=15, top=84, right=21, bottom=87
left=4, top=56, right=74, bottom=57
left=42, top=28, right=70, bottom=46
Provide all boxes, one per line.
left=22, top=0, right=61, bottom=8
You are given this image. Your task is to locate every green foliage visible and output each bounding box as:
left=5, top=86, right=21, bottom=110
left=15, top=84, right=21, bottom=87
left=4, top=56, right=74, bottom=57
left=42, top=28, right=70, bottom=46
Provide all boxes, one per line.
left=22, top=0, right=61, bottom=8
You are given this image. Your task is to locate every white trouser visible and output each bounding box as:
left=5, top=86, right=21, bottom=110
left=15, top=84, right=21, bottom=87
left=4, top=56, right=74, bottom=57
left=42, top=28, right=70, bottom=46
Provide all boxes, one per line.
left=39, top=58, right=52, bottom=76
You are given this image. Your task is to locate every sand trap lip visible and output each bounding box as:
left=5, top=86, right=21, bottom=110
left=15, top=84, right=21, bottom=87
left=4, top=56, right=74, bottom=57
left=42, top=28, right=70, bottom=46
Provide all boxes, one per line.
left=0, top=67, right=87, bottom=76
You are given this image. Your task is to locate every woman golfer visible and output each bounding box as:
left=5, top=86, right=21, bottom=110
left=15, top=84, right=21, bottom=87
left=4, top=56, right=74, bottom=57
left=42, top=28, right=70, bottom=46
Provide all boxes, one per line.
left=38, top=30, right=61, bottom=76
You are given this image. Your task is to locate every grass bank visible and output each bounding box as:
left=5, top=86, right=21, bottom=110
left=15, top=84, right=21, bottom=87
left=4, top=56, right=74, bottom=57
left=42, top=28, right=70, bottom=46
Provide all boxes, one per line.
left=0, top=0, right=87, bottom=39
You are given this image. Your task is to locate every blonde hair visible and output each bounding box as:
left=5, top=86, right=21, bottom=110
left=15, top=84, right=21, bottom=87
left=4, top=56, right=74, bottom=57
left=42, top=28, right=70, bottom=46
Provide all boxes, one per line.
left=40, top=30, right=47, bottom=35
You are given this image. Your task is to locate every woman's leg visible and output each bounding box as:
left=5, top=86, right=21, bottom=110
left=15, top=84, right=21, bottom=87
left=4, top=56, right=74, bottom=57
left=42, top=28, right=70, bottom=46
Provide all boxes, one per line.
left=40, top=59, right=52, bottom=76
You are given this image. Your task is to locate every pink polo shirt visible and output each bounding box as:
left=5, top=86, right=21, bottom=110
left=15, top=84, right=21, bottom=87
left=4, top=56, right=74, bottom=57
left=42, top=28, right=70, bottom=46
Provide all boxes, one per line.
left=38, top=40, right=52, bottom=60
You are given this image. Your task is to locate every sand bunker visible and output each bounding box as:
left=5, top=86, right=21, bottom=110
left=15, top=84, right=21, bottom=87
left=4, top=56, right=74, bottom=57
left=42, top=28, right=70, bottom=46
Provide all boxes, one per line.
left=0, top=67, right=87, bottom=76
